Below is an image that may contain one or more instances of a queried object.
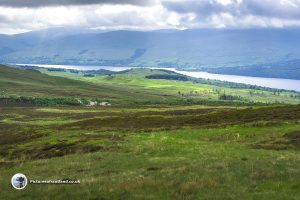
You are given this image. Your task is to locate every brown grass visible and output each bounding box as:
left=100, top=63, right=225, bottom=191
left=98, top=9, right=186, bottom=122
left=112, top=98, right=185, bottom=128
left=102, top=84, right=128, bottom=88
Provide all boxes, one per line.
left=252, top=130, right=300, bottom=151
left=178, top=177, right=221, bottom=195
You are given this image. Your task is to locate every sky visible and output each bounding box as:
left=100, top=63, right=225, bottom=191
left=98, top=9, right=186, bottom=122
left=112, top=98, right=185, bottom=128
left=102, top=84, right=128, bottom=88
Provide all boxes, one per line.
left=0, top=0, right=300, bottom=34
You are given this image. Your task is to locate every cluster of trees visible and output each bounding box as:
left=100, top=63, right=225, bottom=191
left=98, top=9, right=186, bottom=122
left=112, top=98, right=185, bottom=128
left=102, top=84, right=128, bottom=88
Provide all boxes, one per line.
left=272, top=91, right=281, bottom=96
left=47, top=68, right=66, bottom=72
left=69, top=69, right=79, bottom=74
left=249, top=91, right=266, bottom=96
left=145, top=74, right=188, bottom=81
left=219, top=94, right=244, bottom=101
left=84, top=69, right=114, bottom=76
left=131, top=98, right=272, bottom=106
left=213, top=88, right=225, bottom=95
left=290, top=94, right=300, bottom=99
left=83, top=74, right=95, bottom=77
left=0, top=96, right=111, bottom=107
left=177, top=91, right=201, bottom=97
left=0, top=96, right=81, bottom=106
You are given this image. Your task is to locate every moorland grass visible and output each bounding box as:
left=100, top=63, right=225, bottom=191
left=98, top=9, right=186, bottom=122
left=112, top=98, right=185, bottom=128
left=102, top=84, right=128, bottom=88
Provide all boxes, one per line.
left=0, top=105, right=300, bottom=199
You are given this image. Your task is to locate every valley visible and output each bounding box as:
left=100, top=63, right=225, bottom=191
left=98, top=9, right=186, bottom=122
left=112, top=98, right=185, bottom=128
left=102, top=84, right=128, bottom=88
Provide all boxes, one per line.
left=1, top=28, right=300, bottom=80
left=1, top=1, right=300, bottom=199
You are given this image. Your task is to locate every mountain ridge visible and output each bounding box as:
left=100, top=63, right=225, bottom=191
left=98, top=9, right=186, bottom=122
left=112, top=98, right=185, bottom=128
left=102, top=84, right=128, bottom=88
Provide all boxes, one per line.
left=1, top=28, right=300, bottom=79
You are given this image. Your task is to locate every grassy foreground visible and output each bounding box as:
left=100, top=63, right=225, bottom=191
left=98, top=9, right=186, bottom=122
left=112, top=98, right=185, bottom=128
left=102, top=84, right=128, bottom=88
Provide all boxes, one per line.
left=0, top=105, right=300, bottom=200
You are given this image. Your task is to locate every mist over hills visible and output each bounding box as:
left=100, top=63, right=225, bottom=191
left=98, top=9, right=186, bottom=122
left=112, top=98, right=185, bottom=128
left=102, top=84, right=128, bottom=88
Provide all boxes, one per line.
left=1, top=28, right=300, bottom=79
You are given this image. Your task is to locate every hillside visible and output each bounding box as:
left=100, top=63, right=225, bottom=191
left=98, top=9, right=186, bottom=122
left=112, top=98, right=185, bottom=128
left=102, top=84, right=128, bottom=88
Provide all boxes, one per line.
left=1, top=66, right=300, bottom=200
left=0, top=65, right=179, bottom=105
left=1, top=28, right=300, bottom=79
left=203, top=59, right=300, bottom=80
left=39, top=66, right=300, bottom=105
left=1, top=65, right=300, bottom=106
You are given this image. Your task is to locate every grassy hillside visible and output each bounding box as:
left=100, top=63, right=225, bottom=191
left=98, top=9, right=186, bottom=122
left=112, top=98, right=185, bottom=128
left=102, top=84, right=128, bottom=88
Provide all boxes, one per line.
left=0, top=65, right=183, bottom=105
left=39, top=67, right=300, bottom=105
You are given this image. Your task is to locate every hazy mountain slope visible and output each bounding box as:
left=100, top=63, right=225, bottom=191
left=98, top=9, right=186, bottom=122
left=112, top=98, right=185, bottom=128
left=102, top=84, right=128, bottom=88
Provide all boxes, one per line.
left=204, top=59, right=300, bottom=80
left=1, top=29, right=300, bottom=79
left=0, top=34, right=31, bottom=55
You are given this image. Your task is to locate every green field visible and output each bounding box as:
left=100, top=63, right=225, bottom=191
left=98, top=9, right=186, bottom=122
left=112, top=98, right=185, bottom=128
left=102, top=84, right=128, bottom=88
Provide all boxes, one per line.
left=0, top=65, right=300, bottom=199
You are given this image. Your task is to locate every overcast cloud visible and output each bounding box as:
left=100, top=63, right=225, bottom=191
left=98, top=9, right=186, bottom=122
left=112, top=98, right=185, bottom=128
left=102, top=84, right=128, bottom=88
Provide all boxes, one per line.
left=0, top=0, right=153, bottom=7
left=0, top=0, right=300, bottom=34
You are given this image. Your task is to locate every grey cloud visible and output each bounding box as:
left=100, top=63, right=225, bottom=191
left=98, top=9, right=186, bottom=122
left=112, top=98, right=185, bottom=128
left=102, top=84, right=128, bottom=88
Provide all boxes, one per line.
left=0, top=0, right=152, bottom=7
left=162, top=0, right=300, bottom=19
left=242, top=0, right=300, bottom=19
left=1, top=0, right=300, bottom=34
left=0, top=14, right=9, bottom=23
left=162, top=0, right=222, bottom=14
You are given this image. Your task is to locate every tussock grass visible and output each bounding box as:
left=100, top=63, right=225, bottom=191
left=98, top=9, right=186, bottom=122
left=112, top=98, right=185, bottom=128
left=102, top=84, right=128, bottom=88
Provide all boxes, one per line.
left=0, top=105, right=300, bottom=199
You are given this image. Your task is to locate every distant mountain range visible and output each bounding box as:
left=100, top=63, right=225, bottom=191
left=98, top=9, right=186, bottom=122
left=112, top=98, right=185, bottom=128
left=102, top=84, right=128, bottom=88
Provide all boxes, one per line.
left=1, top=28, right=300, bottom=79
